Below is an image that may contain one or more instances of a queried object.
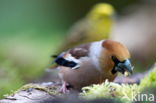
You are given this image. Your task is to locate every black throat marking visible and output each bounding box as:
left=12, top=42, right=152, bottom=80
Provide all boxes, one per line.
left=111, top=56, right=120, bottom=74
left=112, top=66, right=117, bottom=74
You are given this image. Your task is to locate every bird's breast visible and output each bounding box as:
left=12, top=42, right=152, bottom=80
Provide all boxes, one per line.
left=59, top=58, right=116, bottom=90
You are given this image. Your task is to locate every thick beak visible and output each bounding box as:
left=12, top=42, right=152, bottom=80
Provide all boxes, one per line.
left=115, top=59, right=133, bottom=76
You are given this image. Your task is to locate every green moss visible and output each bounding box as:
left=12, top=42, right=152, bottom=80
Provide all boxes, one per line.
left=80, top=63, right=156, bottom=102
left=139, top=64, right=156, bottom=90
left=80, top=80, right=139, bottom=102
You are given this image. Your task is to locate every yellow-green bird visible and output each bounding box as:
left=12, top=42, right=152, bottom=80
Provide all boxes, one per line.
left=58, top=3, right=115, bottom=52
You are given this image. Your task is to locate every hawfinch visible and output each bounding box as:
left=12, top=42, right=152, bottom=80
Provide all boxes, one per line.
left=53, top=40, right=133, bottom=93
left=57, top=3, right=115, bottom=52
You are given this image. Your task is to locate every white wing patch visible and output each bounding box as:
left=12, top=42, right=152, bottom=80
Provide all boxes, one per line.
left=63, top=53, right=81, bottom=69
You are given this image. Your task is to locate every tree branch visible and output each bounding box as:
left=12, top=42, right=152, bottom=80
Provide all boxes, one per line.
left=0, top=65, right=155, bottom=103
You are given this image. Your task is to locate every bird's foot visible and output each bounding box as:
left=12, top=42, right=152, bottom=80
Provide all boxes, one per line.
left=59, top=82, right=69, bottom=93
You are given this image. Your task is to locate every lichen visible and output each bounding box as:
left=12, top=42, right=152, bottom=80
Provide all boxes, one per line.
left=7, top=83, right=61, bottom=97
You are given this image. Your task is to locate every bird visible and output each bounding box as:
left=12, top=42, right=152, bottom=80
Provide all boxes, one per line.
left=52, top=40, right=133, bottom=93
left=57, top=3, right=115, bottom=53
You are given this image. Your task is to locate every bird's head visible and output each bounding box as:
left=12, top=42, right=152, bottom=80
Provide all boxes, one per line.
left=102, top=40, right=133, bottom=76
left=87, top=3, right=115, bottom=21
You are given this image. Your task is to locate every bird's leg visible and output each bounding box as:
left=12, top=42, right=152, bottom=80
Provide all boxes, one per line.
left=59, top=81, right=69, bottom=93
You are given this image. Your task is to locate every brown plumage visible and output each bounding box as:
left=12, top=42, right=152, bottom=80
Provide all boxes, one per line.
left=102, top=40, right=130, bottom=61
left=53, top=40, right=133, bottom=92
left=100, top=40, right=130, bottom=74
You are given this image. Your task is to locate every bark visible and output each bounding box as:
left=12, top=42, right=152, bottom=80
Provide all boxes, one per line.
left=0, top=82, right=62, bottom=103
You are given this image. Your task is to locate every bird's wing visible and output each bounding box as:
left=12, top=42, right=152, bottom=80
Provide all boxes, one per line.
left=54, top=43, right=91, bottom=69
left=58, top=19, right=90, bottom=52
left=67, top=19, right=89, bottom=42
left=68, top=43, right=91, bottom=58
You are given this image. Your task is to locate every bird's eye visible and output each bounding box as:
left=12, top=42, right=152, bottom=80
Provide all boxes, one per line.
left=112, top=56, right=120, bottom=65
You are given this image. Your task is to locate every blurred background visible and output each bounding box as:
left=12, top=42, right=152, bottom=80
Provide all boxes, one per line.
left=0, top=0, right=156, bottom=98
